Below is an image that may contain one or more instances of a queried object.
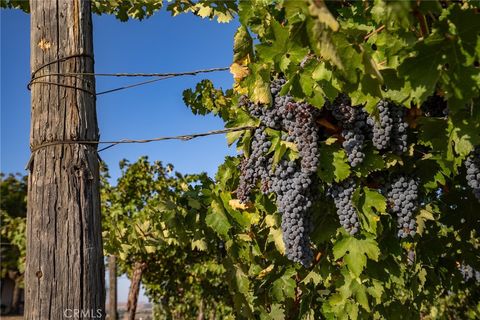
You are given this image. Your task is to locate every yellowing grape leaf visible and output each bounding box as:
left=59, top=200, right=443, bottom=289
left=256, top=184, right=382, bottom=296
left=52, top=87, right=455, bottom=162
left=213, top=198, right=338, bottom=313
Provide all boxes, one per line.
left=230, top=62, right=250, bottom=81
left=308, top=0, right=339, bottom=31
left=257, top=264, right=274, bottom=279
left=191, top=239, right=208, bottom=251
left=269, top=227, right=285, bottom=254
left=145, top=245, right=156, bottom=254
left=228, top=199, right=250, bottom=210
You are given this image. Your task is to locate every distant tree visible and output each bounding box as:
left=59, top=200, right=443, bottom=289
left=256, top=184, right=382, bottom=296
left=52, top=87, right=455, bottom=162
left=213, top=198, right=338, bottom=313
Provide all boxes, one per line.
left=0, top=173, right=27, bottom=315
left=101, top=158, right=233, bottom=320
left=0, top=173, right=27, bottom=218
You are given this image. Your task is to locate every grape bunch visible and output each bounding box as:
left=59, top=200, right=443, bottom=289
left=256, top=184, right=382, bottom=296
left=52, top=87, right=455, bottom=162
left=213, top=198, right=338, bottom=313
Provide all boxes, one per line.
left=328, top=178, right=360, bottom=235
left=271, top=160, right=314, bottom=266
left=325, top=96, right=409, bottom=166
left=368, top=100, right=393, bottom=150
left=327, top=95, right=368, bottom=167
left=459, top=264, right=480, bottom=283
left=390, top=105, right=408, bottom=154
left=236, top=77, right=321, bottom=266
left=386, top=175, right=419, bottom=238
left=282, top=101, right=320, bottom=174
left=465, top=146, right=480, bottom=201
left=236, top=126, right=271, bottom=203
left=367, top=100, right=408, bottom=155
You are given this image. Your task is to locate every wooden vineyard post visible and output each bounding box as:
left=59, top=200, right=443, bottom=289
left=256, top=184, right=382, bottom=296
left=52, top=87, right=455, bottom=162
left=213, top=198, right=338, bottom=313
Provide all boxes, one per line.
left=109, top=255, right=118, bottom=320
left=25, top=0, right=105, bottom=319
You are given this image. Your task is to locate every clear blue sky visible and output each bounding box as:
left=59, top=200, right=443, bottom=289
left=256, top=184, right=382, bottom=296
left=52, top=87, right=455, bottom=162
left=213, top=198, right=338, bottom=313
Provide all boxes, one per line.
left=1, top=9, right=238, bottom=303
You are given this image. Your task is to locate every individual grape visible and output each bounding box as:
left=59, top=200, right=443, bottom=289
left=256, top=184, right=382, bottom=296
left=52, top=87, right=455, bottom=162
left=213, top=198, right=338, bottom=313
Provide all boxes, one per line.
left=328, top=178, right=360, bottom=235
left=386, top=175, right=419, bottom=238
left=465, top=147, right=480, bottom=201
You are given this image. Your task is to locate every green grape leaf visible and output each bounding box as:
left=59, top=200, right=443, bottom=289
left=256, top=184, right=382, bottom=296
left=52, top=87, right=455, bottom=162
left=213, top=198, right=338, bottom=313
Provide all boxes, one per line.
left=145, top=245, right=157, bottom=254
left=318, top=144, right=351, bottom=183
left=268, top=304, right=285, bottom=320
left=302, top=269, right=322, bottom=285
left=234, top=26, right=254, bottom=62
left=191, top=239, right=208, bottom=251
left=269, top=227, right=286, bottom=255
left=271, top=268, right=297, bottom=302
left=416, top=207, right=436, bottom=236
left=333, top=236, right=380, bottom=277
left=352, top=188, right=386, bottom=234
left=273, top=141, right=288, bottom=168
left=235, top=265, right=250, bottom=295
left=205, top=200, right=232, bottom=238
left=333, top=150, right=352, bottom=182
left=356, top=147, right=385, bottom=177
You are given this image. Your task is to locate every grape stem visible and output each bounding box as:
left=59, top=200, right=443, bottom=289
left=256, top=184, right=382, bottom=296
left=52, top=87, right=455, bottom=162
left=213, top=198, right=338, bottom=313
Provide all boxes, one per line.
left=364, top=25, right=385, bottom=41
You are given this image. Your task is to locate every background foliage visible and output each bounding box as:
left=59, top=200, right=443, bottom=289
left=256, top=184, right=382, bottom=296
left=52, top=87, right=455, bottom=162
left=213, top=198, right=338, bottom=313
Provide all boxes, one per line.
left=0, top=174, right=27, bottom=279
left=101, top=158, right=234, bottom=319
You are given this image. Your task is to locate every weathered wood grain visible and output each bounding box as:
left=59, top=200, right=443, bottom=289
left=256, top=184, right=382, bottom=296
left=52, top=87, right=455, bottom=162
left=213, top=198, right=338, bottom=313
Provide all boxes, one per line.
left=26, top=0, right=105, bottom=318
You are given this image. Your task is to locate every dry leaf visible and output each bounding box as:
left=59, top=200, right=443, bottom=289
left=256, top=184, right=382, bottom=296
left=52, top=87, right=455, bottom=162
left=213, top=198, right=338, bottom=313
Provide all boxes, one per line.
left=257, top=265, right=274, bottom=279
left=230, top=62, right=250, bottom=81
left=229, top=199, right=250, bottom=210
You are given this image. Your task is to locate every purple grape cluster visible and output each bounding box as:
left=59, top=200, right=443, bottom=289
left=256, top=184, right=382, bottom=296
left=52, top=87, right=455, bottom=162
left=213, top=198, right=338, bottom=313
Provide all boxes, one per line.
left=465, top=147, right=480, bottom=201
left=328, top=178, right=360, bottom=235
left=327, top=95, right=369, bottom=167
left=459, top=264, right=480, bottom=283
left=367, top=100, right=408, bottom=155
left=390, top=105, right=408, bottom=154
left=236, top=127, right=271, bottom=202
left=325, top=97, right=409, bottom=163
left=236, top=78, right=321, bottom=266
left=386, top=176, right=419, bottom=238
left=368, top=100, right=393, bottom=150
left=271, top=160, right=315, bottom=266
